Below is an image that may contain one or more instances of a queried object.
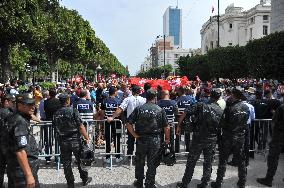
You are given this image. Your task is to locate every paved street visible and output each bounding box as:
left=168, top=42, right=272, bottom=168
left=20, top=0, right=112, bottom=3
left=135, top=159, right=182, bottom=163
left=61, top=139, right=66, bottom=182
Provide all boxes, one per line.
left=4, top=154, right=284, bottom=188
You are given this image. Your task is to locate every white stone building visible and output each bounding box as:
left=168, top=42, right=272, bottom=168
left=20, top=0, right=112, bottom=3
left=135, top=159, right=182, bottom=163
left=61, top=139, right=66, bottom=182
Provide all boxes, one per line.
left=271, top=0, right=284, bottom=33
left=200, top=1, right=271, bottom=54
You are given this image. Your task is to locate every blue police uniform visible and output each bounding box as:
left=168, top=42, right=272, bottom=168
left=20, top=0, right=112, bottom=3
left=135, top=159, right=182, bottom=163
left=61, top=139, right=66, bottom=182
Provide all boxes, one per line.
left=101, top=97, right=122, bottom=159
left=157, top=99, right=177, bottom=152
left=176, top=95, right=193, bottom=153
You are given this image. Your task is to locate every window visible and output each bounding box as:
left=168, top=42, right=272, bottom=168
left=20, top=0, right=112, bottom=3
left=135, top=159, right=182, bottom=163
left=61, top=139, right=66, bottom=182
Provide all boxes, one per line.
left=249, top=17, right=255, bottom=24
left=174, top=54, right=179, bottom=58
left=229, top=23, right=233, bottom=29
left=263, top=15, right=269, bottom=21
left=228, top=43, right=232, bottom=46
left=210, top=41, right=214, bottom=49
left=263, top=25, right=268, bottom=35
left=250, top=28, right=253, bottom=39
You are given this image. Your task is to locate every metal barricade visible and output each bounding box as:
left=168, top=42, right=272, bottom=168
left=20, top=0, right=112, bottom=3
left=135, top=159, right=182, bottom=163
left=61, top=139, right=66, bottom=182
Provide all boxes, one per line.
left=86, top=119, right=125, bottom=170
left=250, top=119, right=273, bottom=159
left=31, top=121, right=61, bottom=170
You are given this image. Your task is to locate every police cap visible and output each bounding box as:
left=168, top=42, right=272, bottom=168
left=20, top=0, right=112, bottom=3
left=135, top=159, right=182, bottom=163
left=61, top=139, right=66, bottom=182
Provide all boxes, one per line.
left=146, top=89, right=157, bottom=100
left=58, top=93, right=70, bottom=103
left=16, top=93, right=35, bottom=104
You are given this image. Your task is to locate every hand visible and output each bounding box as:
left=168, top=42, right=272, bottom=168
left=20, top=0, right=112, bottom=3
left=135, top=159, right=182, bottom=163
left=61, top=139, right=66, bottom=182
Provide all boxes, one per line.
left=107, top=117, right=114, bottom=123
left=176, top=125, right=181, bottom=135
left=165, top=139, right=170, bottom=144
left=26, top=174, right=35, bottom=188
left=85, top=139, right=90, bottom=144
left=31, top=115, right=40, bottom=123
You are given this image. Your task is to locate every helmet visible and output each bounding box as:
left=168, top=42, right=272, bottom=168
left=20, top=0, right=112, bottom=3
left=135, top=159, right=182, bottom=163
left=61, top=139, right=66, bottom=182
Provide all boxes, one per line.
left=161, top=144, right=176, bottom=166
left=80, top=142, right=95, bottom=172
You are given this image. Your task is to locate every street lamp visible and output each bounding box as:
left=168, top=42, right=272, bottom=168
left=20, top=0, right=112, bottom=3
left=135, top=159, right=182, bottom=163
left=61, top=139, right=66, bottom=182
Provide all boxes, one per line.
left=157, top=35, right=166, bottom=79
left=96, top=64, right=102, bottom=82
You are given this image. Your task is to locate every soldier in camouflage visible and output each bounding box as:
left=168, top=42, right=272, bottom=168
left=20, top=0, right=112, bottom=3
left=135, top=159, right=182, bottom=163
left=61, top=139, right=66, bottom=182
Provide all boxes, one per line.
left=211, top=88, right=249, bottom=188
left=176, top=89, right=223, bottom=188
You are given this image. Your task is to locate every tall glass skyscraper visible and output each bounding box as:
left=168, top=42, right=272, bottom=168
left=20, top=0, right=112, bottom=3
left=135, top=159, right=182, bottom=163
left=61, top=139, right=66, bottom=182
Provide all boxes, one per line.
left=163, top=6, right=182, bottom=47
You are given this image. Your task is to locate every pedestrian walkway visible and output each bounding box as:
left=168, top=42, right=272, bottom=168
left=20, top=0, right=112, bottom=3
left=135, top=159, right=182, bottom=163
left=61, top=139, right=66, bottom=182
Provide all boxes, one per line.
left=4, top=154, right=284, bottom=187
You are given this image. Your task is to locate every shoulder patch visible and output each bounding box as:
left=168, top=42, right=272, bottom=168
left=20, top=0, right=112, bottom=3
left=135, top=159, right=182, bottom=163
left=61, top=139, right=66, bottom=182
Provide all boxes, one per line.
left=19, top=136, right=28, bottom=146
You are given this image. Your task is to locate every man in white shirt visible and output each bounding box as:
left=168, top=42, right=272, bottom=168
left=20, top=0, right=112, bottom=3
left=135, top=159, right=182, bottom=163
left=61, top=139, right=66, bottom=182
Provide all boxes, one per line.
left=107, top=85, right=146, bottom=156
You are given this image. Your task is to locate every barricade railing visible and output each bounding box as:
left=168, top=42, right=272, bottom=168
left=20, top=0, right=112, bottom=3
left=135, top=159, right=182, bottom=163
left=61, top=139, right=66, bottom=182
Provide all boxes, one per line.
left=30, top=121, right=61, bottom=170
left=85, top=119, right=125, bottom=170
left=250, top=119, right=273, bottom=159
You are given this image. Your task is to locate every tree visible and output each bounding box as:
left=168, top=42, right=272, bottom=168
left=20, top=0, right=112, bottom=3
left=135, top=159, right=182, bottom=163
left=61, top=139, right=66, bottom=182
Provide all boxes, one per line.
left=0, top=0, right=41, bottom=83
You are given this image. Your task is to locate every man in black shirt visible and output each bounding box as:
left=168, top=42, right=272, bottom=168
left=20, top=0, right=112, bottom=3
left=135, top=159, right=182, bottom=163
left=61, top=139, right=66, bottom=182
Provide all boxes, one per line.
left=53, top=93, right=92, bottom=188
left=43, top=89, right=61, bottom=164
left=0, top=94, right=16, bottom=188
left=1, top=93, right=40, bottom=188
left=257, top=104, right=284, bottom=187
left=211, top=89, right=249, bottom=188
left=176, top=90, right=223, bottom=188
left=127, top=89, right=170, bottom=188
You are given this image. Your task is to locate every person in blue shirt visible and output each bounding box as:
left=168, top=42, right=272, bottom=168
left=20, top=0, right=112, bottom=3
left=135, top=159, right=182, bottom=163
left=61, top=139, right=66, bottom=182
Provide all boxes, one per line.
left=176, top=87, right=194, bottom=153
left=73, top=90, right=95, bottom=115
left=157, top=90, right=178, bottom=152
left=101, top=86, right=123, bottom=164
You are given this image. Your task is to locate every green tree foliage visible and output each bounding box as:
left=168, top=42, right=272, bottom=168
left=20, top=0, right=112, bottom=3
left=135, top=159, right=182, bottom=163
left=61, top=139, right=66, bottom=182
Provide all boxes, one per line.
left=178, top=31, right=284, bottom=80
left=0, top=0, right=129, bottom=83
left=137, top=65, right=173, bottom=78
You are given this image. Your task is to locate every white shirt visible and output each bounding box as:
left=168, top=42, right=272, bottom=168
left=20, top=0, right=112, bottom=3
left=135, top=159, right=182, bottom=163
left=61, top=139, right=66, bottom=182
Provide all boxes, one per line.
left=119, top=95, right=146, bottom=118
left=243, top=101, right=255, bottom=125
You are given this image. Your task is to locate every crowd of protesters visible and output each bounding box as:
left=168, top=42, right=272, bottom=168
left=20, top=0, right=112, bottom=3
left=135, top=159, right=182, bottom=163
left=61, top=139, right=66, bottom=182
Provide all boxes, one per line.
left=0, top=76, right=284, bottom=188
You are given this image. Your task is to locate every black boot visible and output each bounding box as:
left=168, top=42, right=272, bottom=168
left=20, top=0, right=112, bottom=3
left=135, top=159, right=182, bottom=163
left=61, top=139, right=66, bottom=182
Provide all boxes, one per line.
left=176, top=182, right=187, bottom=188
left=237, top=181, right=245, bottom=188
left=133, top=179, right=143, bottom=188
left=197, top=182, right=208, bottom=188
left=83, top=177, right=92, bottom=186
left=211, top=181, right=221, bottom=188
left=256, top=177, right=272, bottom=187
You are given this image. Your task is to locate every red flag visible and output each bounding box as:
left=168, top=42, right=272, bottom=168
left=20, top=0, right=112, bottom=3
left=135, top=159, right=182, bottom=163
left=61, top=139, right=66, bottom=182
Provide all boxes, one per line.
left=212, top=6, right=214, bottom=13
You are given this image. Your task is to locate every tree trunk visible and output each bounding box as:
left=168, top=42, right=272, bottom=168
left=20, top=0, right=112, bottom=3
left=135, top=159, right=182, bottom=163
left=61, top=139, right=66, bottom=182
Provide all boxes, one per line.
left=47, top=51, right=57, bottom=83
left=0, top=45, right=11, bottom=84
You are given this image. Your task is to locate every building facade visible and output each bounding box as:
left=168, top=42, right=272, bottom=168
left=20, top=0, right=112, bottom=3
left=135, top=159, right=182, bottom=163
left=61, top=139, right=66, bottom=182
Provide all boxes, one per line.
left=200, top=1, right=271, bottom=54
left=163, top=6, right=182, bottom=47
left=271, top=0, right=284, bottom=33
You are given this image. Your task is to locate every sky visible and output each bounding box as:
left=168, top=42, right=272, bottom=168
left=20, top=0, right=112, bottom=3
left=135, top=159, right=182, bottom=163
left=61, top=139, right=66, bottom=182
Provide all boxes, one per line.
left=60, top=0, right=261, bottom=75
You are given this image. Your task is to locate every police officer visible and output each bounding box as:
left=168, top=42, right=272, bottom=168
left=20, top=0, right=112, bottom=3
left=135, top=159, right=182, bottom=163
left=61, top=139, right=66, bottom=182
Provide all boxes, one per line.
left=0, top=94, right=16, bottom=188
left=1, top=93, right=40, bottom=188
left=53, top=93, right=92, bottom=188
left=127, top=89, right=170, bottom=188
left=211, top=88, right=249, bottom=188
left=101, top=86, right=122, bottom=163
left=73, top=89, right=95, bottom=114
left=257, top=103, right=284, bottom=187
left=157, top=90, right=178, bottom=151
left=175, top=86, right=194, bottom=153
left=176, top=89, right=223, bottom=188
